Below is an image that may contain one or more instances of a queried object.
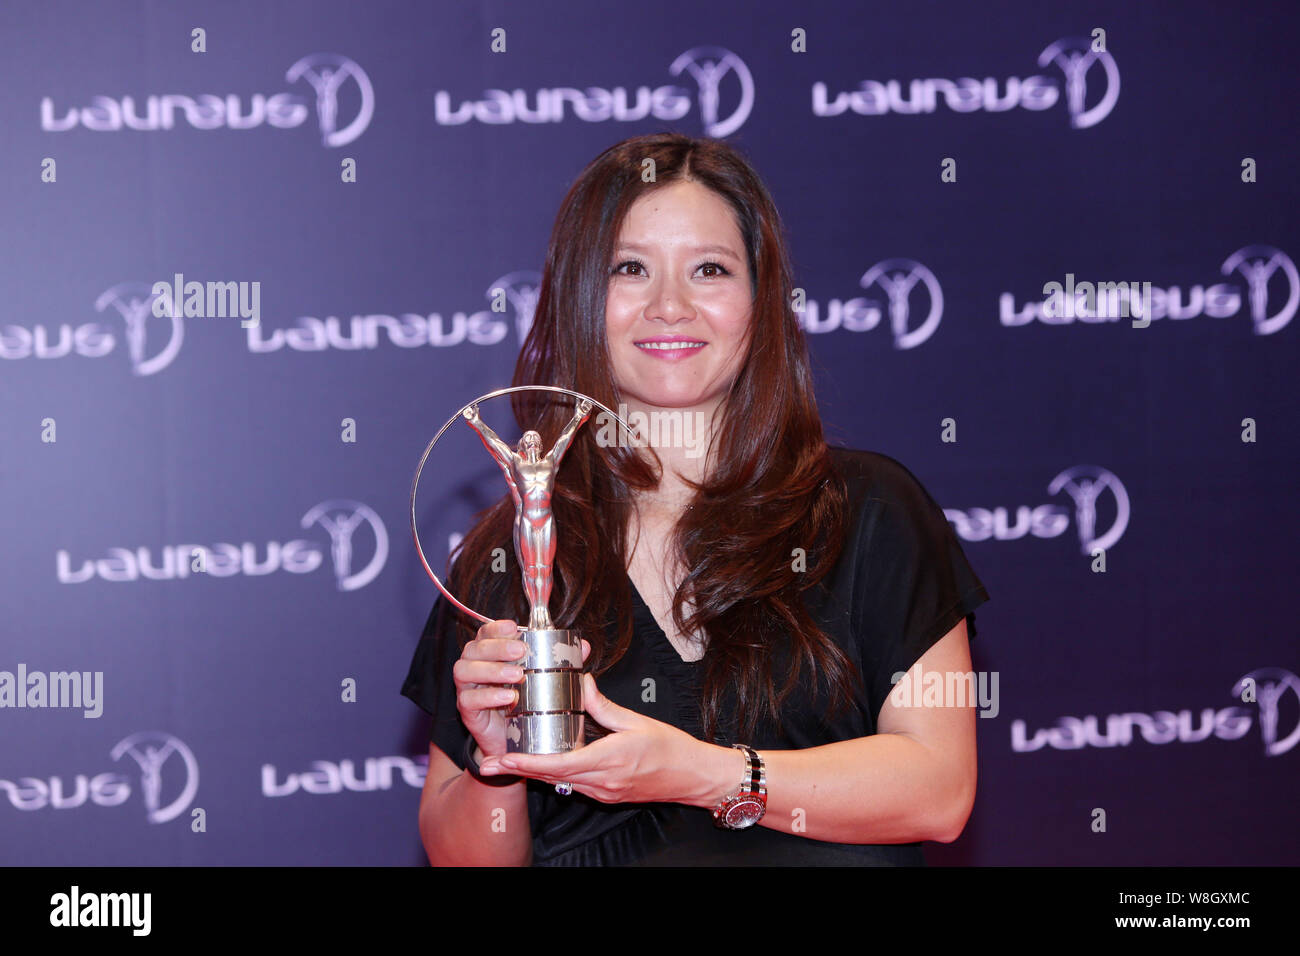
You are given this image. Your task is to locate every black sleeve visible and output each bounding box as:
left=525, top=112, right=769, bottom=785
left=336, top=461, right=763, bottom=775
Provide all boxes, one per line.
left=400, top=595, right=472, bottom=770
left=851, top=455, right=990, bottom=724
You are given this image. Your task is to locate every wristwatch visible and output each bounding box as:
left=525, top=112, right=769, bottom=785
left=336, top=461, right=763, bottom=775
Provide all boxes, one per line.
left=711, top=743, right=767, bottom=829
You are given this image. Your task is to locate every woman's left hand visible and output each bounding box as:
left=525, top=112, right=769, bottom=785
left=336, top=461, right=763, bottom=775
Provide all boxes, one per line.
left=477, top=673, right=727, bottom=807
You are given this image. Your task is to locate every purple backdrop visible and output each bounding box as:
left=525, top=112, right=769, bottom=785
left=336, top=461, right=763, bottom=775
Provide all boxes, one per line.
left=1, top=0, right=1296, bottom=865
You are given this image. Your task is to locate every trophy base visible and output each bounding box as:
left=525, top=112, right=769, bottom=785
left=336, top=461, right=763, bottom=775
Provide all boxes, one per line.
left=506, top=712, right=585, bottom=755
left=505, top=628, right=584, bottom=755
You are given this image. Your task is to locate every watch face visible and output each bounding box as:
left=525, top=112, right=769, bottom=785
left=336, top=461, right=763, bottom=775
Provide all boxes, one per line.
left=724, top=798, right=765, bottom=829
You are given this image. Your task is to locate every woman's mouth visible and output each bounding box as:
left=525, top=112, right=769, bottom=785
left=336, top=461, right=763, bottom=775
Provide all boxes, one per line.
left=637, top=342, right=705, bottom=351
left=635, top=336, right=707, bottom=354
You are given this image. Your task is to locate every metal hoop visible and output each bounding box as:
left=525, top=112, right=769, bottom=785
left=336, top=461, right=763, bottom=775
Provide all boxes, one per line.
left=410, top=385, right=639, bottom=632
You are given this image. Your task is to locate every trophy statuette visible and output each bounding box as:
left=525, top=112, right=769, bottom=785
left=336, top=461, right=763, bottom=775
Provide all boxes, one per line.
left=410, top=386, right=637, bottom=755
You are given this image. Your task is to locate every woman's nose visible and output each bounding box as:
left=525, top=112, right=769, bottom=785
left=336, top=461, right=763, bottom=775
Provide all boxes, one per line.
left=646, top=275, right=696, bottom=324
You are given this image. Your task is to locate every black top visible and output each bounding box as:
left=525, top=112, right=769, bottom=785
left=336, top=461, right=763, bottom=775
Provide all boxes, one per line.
left=401, top=447, right=990, bottom=866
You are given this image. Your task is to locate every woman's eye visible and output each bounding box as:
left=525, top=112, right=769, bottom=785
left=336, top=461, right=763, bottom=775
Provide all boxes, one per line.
left=612, top=259, right=730, bottom=277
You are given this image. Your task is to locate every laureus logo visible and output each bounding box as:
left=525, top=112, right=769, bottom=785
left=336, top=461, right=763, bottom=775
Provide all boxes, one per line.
left=0, top=732, right=200, bottom=821
left=487, top=270, right=543, bottom=347
left=1012, top=667, right=1300, bottom=756
left=1001, top=245, right=1296, bottom=333
left=1221, top=245, right=1299, bottom=336
left=56, top=499, right=387, bottom=589
left=284, top=54, right=375, bottom=147
left=944, top=465, right=1129, bottom=553
left=813, top=34, right=1118, bottom=129
left=433, top=46, right=753, bottom=136
left=95, top=282, right=185, bottom=376
left=40, top=53, right=373, bottom=148
left=1232, top=668, right=1300, bottom=757
left=668, top=46, right=754, bottom=138
left=1037, top=36, right=1121, bottom=129
left=860, top=259, right=944, bottom=350
left=301, top=500, right=389, bottom=591
left=1048, top=466, right=1130, bottom=555
left=110, top=732, right=200, bottom=824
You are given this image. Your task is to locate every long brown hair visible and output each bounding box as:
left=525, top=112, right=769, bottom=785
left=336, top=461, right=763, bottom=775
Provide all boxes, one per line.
left=445, top=132, right=857, bottom=743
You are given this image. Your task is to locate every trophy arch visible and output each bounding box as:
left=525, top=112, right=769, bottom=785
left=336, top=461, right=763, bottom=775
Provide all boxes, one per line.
left=409, top=385, right=639, bottom=633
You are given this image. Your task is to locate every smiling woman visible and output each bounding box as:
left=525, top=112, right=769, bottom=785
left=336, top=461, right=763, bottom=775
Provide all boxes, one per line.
left=401, top=132, right=990, bottom=866
left=605, top=179, right=753, bottom=419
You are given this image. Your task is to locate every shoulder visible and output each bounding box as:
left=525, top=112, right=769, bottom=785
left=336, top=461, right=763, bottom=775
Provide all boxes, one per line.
left=821, top=446, right=987, bottom=646
left=825, top=446, right=947, bottom=518
left=823, top=446, right=961, bottom=568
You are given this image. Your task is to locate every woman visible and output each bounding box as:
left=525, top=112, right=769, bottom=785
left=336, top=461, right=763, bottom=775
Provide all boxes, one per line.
left=402, top=132, right=990, bottom=866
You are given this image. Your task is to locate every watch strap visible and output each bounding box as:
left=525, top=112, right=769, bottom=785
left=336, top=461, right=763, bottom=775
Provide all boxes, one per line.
left=463, top=735, right=522, bottom=786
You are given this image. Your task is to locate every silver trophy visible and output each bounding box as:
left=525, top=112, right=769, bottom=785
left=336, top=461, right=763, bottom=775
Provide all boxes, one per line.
left=410, top=386, right=637, bottom=755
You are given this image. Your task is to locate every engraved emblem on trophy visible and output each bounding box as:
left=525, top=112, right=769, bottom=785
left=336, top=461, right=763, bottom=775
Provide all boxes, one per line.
left=410, top=386, right=635, bottom=755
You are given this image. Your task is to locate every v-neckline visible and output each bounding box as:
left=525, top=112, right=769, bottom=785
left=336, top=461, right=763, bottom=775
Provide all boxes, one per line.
left=627, top=574, right=703, bottom=666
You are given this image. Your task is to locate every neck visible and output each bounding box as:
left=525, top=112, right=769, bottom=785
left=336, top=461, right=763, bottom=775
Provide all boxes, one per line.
left=620, top=396, right=722, bottom=510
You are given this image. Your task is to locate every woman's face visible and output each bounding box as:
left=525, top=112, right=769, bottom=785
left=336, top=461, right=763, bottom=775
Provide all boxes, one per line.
left=605, top=179, right=753, bottom=419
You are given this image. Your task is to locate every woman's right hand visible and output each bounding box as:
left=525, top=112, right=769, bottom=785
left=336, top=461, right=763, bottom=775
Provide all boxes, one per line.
left=454, top=619, right=590, bottom=761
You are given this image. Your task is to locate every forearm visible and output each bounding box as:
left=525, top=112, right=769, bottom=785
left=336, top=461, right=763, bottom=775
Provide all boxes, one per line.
left=687, top=735, right=971, bottom=845
left=420, top=764, right=533, bottom=866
